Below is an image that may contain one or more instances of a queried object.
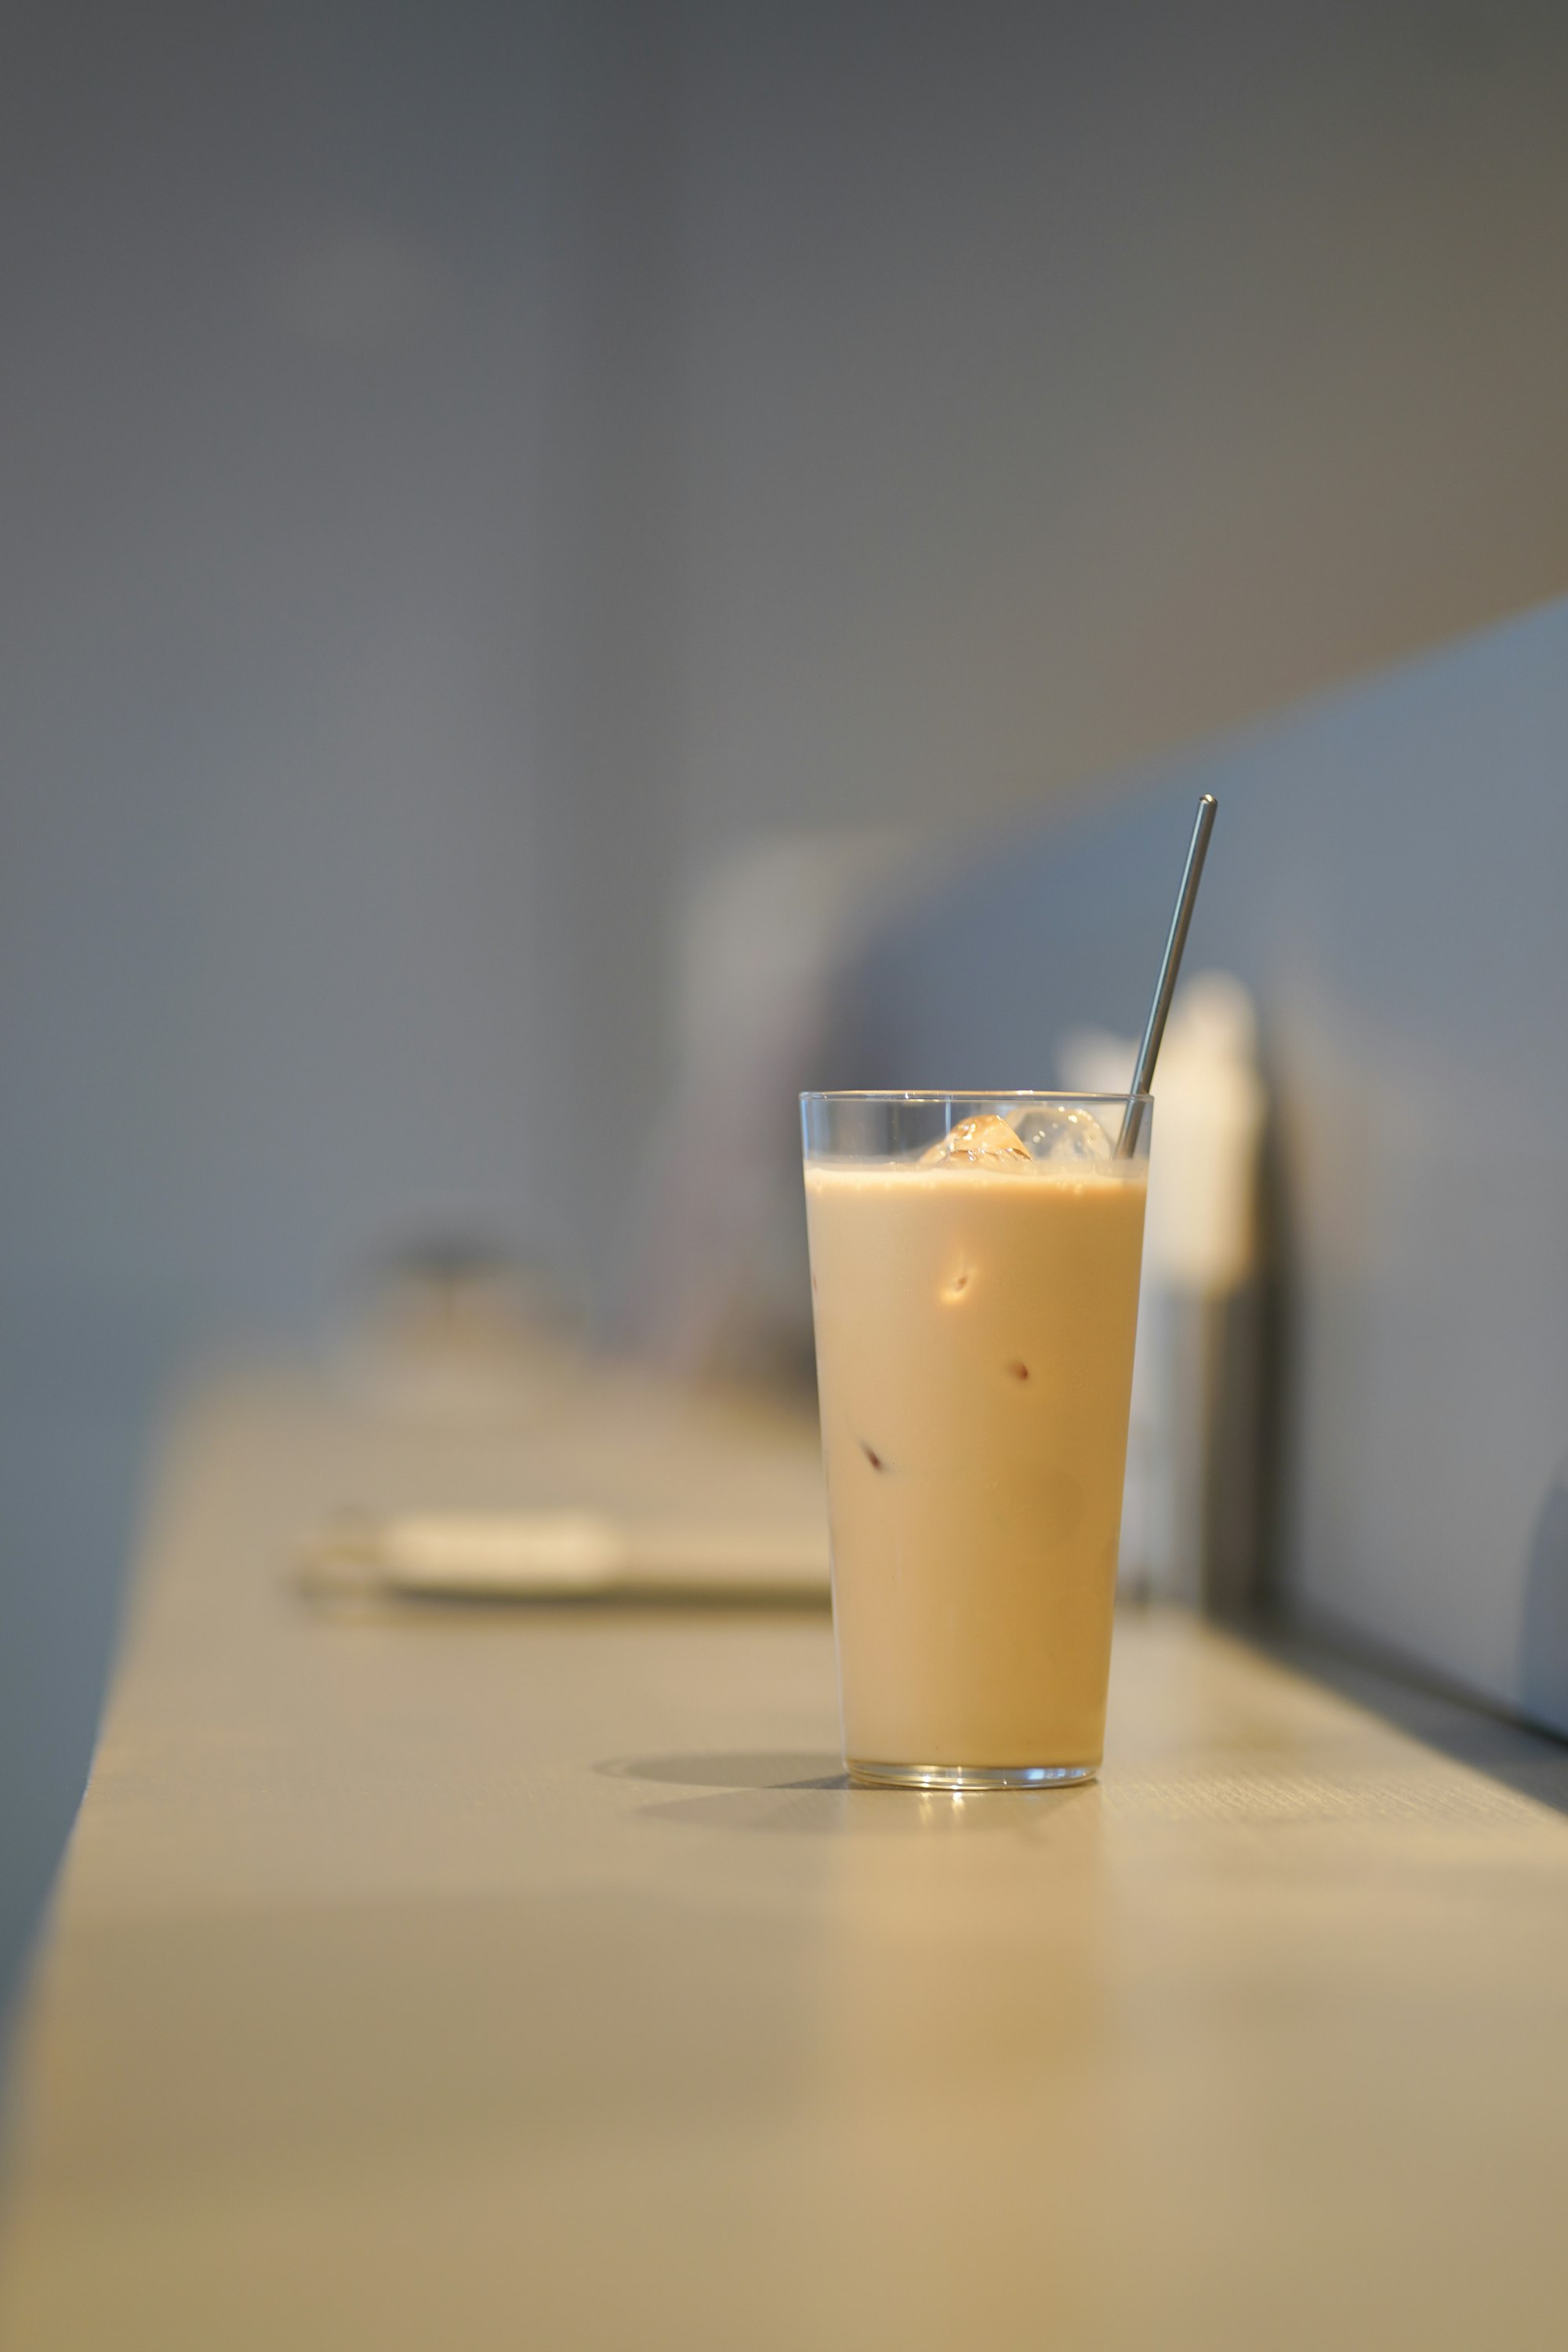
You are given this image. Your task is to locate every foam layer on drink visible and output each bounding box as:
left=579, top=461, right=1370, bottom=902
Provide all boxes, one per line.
left=805, top=1146, right=1146, bottom=1770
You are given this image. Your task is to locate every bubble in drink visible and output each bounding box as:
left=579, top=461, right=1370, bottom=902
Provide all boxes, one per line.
left=1011, top=1104, right=1112, bottom=1168
left=919, top=1113, right=1033, bottom=1174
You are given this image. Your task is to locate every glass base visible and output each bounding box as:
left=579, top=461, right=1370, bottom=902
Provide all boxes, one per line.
left=846, top=1758, right=1099, bottom=1791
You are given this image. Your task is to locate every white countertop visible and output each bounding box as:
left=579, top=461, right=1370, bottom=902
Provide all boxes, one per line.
left=4, top=1365, right=1568, bottom=2349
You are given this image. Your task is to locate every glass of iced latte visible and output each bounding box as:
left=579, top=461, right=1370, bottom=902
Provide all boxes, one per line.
left=802, top=1091, right=1151, bottom=1790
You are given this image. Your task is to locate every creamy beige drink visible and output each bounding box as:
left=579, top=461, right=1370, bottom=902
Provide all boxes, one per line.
left=805, top=1111, right=1147, bottom=1781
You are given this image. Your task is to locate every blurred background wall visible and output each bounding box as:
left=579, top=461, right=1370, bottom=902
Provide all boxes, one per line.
left=3, top=0, right=1568, bottom=2009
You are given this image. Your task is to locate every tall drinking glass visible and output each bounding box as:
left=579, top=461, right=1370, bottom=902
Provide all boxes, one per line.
left=802, top=1091, right=1151, bottom=1790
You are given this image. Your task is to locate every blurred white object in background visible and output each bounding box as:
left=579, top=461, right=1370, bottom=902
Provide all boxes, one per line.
left=618, top=830, right=923, bottom=1378
left=308, top=1238, right=832, bottom=1601
left=335, top=1241, right=574, bottom=1422
left=1061, top=973, right=1268, bottom=1607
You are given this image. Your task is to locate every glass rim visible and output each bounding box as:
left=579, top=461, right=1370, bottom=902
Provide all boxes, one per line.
left=800, top=1087, right=1152, bottom=1108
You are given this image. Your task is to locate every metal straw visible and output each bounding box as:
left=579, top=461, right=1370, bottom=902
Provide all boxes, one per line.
left=1115, top=793, right=1218, bottom=1158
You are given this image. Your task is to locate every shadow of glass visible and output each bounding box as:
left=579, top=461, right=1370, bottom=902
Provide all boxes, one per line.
left=597, top=1751, right=845, bottom=1791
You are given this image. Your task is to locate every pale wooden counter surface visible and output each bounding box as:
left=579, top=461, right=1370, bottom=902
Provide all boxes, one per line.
left=4, top=1368, right=1568, bottom=2348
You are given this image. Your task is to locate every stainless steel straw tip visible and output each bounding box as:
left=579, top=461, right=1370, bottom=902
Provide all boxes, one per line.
left=1114, top=794, right=1218, bottom=1159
